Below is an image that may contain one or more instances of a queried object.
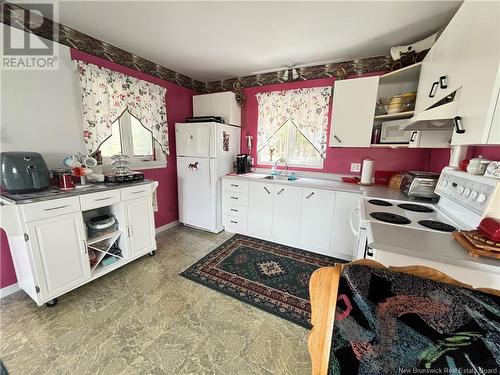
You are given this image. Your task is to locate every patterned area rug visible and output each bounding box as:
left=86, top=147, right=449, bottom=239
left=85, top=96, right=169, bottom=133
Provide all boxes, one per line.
left=180, top=234, right=342, bottom=328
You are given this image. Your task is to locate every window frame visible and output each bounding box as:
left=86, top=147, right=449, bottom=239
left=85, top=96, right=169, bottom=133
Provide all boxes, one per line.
left=257, top=120, right=324, bottom=169
left=100, top=111, right=166, bottom=170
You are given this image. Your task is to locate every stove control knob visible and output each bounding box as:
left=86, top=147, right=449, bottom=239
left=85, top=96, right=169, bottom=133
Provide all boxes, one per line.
left=457, top=186, right=464, bottom=194
left=463, top=188, right=471, bottom=197
left=477, top=193, right=487, bottom=203
left=470, top=191, right=478, bottom=200
left=441, top=180, right=448, bottom=187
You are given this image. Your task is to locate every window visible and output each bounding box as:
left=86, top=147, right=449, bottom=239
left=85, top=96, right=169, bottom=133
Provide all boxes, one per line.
left=257, top=120, right=324, bottom=168
left=100, top=111, right=165, bottom=169
left=256, top=86, right=332, bottom=169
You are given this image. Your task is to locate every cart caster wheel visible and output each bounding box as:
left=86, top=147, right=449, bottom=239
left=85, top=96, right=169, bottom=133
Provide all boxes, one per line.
left=46, top=298, right=58, bottom=307
left=149, top=250, right=156, bottom=256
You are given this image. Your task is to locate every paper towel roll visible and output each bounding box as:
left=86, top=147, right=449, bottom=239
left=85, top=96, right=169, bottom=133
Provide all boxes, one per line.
left=360, top=159, right=374, bottom=185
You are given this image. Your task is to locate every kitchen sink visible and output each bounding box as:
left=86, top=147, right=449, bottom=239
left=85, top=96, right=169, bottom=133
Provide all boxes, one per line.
left=260, top=175, right=298, bottom=181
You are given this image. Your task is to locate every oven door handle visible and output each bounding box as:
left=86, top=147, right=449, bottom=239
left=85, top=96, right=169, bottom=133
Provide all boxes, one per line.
left=349, top=208, right=359, bottom=236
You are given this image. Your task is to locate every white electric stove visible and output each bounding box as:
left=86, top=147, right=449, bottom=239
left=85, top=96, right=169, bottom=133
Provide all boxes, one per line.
left=355, top=167, right=500, bottom=288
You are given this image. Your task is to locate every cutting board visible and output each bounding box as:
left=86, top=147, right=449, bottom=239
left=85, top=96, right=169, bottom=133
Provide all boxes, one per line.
left=452, top=231, right=500, bottom=260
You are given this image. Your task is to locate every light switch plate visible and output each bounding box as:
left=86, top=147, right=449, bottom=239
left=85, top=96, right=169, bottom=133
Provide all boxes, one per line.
left=350, top=163, right=361, bottom=173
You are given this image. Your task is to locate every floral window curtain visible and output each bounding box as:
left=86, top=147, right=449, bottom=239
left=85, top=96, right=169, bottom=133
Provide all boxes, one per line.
left=256, top=86, right=332, bottom=159
left=77, top=61, right=169, bottom=155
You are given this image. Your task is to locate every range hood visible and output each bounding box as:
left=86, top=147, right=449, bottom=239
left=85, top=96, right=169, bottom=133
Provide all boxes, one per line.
left=401, top=91, right=461, bottom=132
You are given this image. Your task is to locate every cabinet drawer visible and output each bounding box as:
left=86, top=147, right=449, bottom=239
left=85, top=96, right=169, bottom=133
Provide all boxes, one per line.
left=222, top=179, right=248, bottom=194
left=121, top=184, right=151, bottom=201
left=223, top=215, right=247, bottom=232
left=223, top=191, right=248, bottom=206
left=80, top=190, right=121, bottom=211
left=21, top=196, right=81, bottom=222
left=222, top=203, right=248, bottom=219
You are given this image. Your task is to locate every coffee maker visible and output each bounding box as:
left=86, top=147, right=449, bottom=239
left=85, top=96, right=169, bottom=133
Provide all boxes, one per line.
left=236, top=154, right=252, bottom=174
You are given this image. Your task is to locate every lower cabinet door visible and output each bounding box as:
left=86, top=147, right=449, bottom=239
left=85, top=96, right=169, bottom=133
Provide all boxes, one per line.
left=272, top=184, right=303, bottom=242
left=330, top=191, right=360, bottom=259
left=27, top=212, right=90, bottom=299
left=248, top=182, right=274, bottom=237
left=299, top=189, right=336, bottom=251
left=124, top=197, right=156, bottom=257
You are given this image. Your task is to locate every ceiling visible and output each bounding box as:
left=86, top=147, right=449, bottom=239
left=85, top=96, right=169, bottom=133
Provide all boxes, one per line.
left=58, top=1, right=462, bottom=82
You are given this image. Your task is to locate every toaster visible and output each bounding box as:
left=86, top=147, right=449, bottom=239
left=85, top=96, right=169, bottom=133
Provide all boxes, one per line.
left=0, top=152, right=50, bottom=193
left=400, top=171, right=440, bottom=200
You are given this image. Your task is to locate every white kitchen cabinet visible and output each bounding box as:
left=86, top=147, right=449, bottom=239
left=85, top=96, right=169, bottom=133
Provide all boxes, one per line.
left=247, top=182, right=274, bottom=237
left=271, top=184, right=303, bottom=242
left=192, top=95, right=211, bottom=117
left=1, top=182, right=157, bottom=306
left=123, top=197, right=156, bottom=258
left=193, top=92, right=241, bottom=126
left=223, top=177, right=360, bottom=261
left=330, top=191, right=359, bottom=259
left=414, top=34, right=453, bottom=114
left=26, top=212, right=90, bottom=300
left=299, top=189, right=335, bottom=252
left=329, top=76, right=379, bottom=147
left=408, top=130, right=452, bottom=148
left=448, top=1, right=500, bottom=145
left=412, top=1, right=500, bottom=145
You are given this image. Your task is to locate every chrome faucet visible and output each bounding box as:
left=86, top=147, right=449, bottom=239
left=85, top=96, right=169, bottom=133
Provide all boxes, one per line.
left=273, top=157, right=288, bottom=177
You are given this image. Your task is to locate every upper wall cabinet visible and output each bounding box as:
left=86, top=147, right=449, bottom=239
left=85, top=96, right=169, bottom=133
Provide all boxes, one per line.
left=193, top=92, right=241, bottom=126
left=413, top=1, right=500, bottom=145
left=329, top=64, right=432, bottom=148
left=329, top=76, right=379, bottom=147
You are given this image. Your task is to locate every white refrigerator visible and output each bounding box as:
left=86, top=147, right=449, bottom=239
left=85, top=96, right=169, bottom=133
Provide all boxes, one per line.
left=175, top=122, right=241, bottom=233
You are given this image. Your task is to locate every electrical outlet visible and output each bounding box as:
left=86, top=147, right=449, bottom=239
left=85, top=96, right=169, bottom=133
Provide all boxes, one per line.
left=350, top=163, right=361, bottom=173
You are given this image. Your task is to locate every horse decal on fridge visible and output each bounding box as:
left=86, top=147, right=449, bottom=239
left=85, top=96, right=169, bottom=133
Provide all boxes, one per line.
left=188, top=162, right=199, bottom=171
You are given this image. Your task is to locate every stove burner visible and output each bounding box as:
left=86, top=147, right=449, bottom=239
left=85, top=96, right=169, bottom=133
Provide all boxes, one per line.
left=368, top=199, right=393, bottom=206
left=418, top=220, right=456, bottom=232
left=370, top=212, right=411, bottom=225
left=397, top=203, right=434, bottom=213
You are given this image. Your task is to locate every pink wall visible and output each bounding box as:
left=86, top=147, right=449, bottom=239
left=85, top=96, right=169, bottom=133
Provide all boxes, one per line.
left=429, top=146, right=500, bottom=173
left=241, top=77, right=433, bottom=174
left=0, top=230, right=17, bottom=289
left=0, top=49, right=194, bottom=289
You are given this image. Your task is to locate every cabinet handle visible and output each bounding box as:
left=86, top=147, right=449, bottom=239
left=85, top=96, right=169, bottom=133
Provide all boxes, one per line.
left=230, top=196, right=238, bottom=200
left=263, top=187, right=270, bottom=194
left=333, top=135, right=342, bottom=143
left=230, top=208, right=238, bottom=212
left=230, top=220, right=238, bottom=224
left=95, top=197, right=112, bottom=201
left=439, top=75, right=448, bottom=89
left=277, top=188, right=285, bottom=195
left=230, top=184, right=239, bottom=187
left=131, top=190, right=146, bottom=194
left=410, top=131, right=418, bottom=142
left=454, top=116, right=465, bottom=134
left=306, top=192, right=315, bottom=199
left=44, top=205, right=69, bottom=211
left=428, top=82, right=438, bottom=98
left=83, top=240, right=87, bottom=254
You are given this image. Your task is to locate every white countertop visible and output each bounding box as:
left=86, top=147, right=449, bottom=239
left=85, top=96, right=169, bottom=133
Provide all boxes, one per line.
left=368, top=222, right=500, bottom=278
left=223, top=173, right=411, bottom=201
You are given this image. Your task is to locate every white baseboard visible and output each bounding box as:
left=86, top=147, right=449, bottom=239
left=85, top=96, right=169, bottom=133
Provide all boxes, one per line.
left=0, top=283, right=20, bottom=299
left=155, top=220, right=179, bottom=235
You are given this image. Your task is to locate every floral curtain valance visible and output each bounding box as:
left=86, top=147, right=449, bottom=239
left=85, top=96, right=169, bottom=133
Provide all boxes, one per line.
left=256, top=86, right=332, bottom=159
left=77, top=61, right=168, bottom=155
